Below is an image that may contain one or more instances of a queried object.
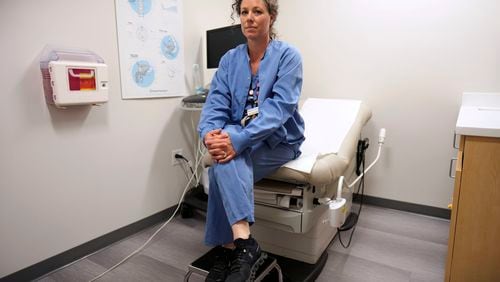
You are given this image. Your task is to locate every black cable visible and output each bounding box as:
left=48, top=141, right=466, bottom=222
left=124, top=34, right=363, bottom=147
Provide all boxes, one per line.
left=337, top=173, right=363, bottom=248
left=337, top=140, right=367, bottom=248
left=175, top=153, right=195, bottom=175
left=326, top=227, right=340, bottom=250
left=175, top=153, right=198, bottom=187
left=337, top=225, right=357, bottom=248
left=179, top=163, right=191, bottom=182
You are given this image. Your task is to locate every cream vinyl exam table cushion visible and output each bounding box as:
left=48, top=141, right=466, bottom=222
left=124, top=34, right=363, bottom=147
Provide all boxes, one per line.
left=204, top=98, right=372, bottom=187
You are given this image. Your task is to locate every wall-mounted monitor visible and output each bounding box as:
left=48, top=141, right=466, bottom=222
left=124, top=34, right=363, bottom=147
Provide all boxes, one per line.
left=202, top=24, right=246, bottom=87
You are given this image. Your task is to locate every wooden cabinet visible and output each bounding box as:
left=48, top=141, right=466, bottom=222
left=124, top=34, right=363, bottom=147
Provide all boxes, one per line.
left=445, top=135, right=500, bottom=282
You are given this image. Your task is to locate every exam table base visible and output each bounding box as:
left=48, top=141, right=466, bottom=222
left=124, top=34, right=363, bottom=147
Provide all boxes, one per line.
left=181, top=185, right=341, bottom=265
left=185, top=246, right=327, bottom=282
left=252, top=199, right=344, bottom=264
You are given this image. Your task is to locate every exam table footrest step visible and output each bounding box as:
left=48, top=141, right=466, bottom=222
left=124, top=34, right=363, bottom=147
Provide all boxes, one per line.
left=184, top=246, right=328, bottom=282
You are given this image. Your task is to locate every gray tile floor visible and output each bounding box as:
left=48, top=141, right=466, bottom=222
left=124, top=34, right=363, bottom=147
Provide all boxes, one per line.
left=37, top=205, right=449, bottom=282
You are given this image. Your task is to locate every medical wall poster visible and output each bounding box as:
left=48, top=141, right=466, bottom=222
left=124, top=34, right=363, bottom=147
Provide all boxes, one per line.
left=115, top=0, right=186, bottom=99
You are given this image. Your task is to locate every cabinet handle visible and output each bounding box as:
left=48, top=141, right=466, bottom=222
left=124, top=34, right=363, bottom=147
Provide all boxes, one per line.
left=449, top=158, right=457, bottom=178
left=453, top=132, right=459, bottom=149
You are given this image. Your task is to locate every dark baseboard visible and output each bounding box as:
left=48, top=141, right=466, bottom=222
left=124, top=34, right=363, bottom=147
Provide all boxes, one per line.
left=353, top=193, right=451, bottom=219
left=1, top=205, right=178, bottom=282
left=2, top=195, right=450, bottom=281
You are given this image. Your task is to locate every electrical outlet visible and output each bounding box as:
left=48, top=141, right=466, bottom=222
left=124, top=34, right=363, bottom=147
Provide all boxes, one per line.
left=171, top=149, right=183, bottom=166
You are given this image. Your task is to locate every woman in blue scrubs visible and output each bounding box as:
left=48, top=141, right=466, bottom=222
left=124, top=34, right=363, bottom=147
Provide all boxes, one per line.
left=198, top=0, right=304, bottom=281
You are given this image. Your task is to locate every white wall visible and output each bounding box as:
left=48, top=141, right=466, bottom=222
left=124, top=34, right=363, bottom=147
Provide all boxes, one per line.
left=187, top=0, right=500, bottom=209
left=0, top=0, right=197, bottom=277
left=275, top=0, right=500, bottom=207
left=2, top=0, right=500, bottom=277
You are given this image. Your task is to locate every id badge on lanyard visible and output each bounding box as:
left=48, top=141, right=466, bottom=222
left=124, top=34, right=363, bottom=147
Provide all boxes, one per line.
left=241, top=80, right=259, bottom=127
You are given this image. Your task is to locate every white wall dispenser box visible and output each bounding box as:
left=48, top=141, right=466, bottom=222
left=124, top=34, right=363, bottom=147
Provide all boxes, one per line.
left=40, top=47, right=108, bottom=108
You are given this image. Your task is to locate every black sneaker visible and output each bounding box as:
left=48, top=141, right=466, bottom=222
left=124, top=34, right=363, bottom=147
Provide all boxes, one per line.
left=225, top=236, right=267, bottom=282
left=205, top=246, right=231, bottom=282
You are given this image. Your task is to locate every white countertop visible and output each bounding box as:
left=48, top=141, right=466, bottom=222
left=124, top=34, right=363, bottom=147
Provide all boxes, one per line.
left=456, top=92, right=500, bottom=138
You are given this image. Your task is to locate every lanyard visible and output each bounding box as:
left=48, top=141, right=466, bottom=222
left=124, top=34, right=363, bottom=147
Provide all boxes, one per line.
left=241, top=77, right=260, bottom=127
left=248, top=78, right=259, bottom=108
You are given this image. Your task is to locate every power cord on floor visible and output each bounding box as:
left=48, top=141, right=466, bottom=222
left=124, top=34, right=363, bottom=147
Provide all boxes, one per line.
left=88, top=152, right=202, bottom=282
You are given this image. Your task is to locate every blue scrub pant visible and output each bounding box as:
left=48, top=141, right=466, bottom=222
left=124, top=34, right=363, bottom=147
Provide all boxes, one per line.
left=205, top=126, right=300, bottom=246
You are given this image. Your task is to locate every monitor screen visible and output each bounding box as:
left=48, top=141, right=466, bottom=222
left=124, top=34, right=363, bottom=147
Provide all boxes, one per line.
left=206, top=25, right=246, bottom=69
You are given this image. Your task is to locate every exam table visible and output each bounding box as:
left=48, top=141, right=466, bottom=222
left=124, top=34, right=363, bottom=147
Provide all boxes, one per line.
left=203, top=98, right=372, bottom=265
left=252, top=98, right=372, bottom=266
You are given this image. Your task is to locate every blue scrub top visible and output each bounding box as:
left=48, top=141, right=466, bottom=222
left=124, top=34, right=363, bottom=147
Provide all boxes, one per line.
left=198, top=40, right=305, bottom=154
